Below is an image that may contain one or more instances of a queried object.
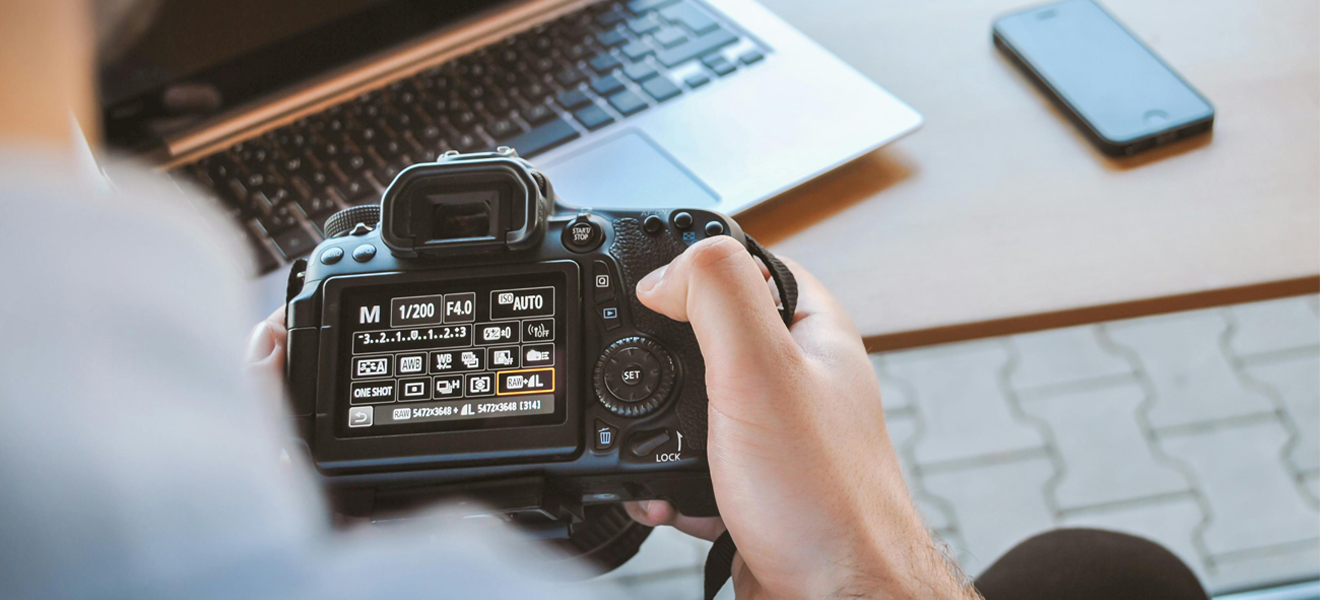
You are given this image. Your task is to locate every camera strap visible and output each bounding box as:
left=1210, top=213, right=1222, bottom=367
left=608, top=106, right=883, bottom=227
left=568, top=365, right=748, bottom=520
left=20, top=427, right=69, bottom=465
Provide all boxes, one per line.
left=703, top=530, right=739, bottom=599
left=699, top=236, right=795, bottom=600
left=744, top=236, right=798, bottom=328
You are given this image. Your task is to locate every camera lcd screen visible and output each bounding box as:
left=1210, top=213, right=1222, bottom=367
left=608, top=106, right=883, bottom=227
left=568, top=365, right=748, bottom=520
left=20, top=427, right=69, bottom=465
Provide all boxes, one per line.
left=337, top=272, right=567, bottom=437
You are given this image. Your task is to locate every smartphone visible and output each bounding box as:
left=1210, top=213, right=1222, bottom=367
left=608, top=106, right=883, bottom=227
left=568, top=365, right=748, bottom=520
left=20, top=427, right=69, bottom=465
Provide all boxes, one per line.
left=992, top=0, right=1214, bottom=156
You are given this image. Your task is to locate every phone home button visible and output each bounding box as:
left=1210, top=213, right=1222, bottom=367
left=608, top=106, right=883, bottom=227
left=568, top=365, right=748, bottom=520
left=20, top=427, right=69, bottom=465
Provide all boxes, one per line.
left=1143, top=109, right=1169, bottom=128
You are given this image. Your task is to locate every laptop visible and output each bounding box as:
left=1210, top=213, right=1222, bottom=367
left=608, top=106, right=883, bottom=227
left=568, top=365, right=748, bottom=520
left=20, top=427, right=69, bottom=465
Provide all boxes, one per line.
left=101, top=0, right=921, bottom=304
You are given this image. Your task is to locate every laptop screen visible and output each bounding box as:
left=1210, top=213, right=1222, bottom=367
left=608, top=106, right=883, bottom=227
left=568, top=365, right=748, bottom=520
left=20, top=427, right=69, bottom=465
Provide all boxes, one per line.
left=101, top=0, right=514, bottom=151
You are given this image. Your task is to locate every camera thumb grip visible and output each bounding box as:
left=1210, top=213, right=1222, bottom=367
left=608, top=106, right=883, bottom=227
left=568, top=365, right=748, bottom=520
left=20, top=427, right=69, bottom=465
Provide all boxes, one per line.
left=744, top=236, right=797, bottom=329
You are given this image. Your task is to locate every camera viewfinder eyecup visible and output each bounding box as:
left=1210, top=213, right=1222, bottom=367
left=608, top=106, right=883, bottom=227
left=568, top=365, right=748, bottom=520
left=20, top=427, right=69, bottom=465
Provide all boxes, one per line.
left=379, top=151, right=552, bottom=258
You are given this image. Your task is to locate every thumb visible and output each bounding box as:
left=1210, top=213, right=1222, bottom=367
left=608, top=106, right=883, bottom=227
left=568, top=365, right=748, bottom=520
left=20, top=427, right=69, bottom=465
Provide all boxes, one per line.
left=634, top=236, right=800, bottom=385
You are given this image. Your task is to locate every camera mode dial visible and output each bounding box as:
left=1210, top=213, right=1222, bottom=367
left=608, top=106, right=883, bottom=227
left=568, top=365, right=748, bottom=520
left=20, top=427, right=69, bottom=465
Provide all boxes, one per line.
left=594, top=336, right=676, bottom=418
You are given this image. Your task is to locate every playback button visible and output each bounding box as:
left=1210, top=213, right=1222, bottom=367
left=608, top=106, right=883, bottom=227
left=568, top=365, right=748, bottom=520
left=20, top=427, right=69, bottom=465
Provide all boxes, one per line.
left=598, top=302, right=621, bottom=331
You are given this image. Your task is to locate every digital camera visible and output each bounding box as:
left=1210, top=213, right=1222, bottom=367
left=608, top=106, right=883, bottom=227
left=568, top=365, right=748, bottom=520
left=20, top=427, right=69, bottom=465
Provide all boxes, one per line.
left=285, top=149, right=793, bottom=566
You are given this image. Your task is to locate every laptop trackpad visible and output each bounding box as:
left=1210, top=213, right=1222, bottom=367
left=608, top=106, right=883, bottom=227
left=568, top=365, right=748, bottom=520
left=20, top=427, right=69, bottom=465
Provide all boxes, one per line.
left=542, top=131, right=719, bottom=209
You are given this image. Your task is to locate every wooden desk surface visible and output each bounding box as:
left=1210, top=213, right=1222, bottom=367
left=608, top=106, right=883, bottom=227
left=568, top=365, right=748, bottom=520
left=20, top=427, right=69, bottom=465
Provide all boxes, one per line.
left=740, top=0, right=1319, bottom=350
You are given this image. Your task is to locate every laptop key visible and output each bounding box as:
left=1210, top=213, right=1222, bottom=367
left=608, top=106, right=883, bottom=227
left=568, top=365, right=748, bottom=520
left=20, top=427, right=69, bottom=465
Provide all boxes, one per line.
left=453, top=133, right=482, bottom=152
left=640, top=76, right=682, bottom=102
left=574, top=104, right=615, bottom=131
left=503, top=117, right=580, bottom=157
left=590, top=74, right=627, bottom=96
left=702, top=54, right=737, bottom=76
left=627, top=15, right=662, bottom=35
left=595, top=9, right=627, bottom=27
left=556, top=88, right=594, bottom=110
left=684, top=72, right=711, bottom=88
left=556, top=67, right=588, bottom=86
left=242, top=225, right=279, bottom=275
left=660, top=2, right=719, bottom=34
left=258, top=203, right=299, bottom=235
left=607, top=90, right=649, bottom=116
left=298, top=195, right=337, bottom=219
left=621, top=41, right=654, bottom=61
left=589, top=53, right=623, bottom=73
left=487, top=118, right=520, bottom=140
left=271, top=226, right=319, bottom=260
left=622, top=62, right=658, bottom=82
left=655, top=27, right=737, bottom=68
left=521, top=102, right=556, bottom=125
left=653, top=27, right=687, bottom=48
left=739, top=49, right=765, bottom=65
left=627, top=0, right=679, bottom=12
left=627, top=0, right=678, bottom=12
left=596, top=28, right=629, bottom=48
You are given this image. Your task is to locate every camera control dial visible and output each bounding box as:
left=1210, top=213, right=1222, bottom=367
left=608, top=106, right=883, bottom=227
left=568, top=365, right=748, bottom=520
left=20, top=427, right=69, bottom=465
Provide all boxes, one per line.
left=594, top=336, right=676, bottom=418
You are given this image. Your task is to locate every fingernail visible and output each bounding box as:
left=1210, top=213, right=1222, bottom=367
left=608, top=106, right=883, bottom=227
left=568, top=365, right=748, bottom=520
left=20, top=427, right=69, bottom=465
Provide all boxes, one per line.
left=245, top=322, right=275, bottom=363
left=638, top=500, right=654, bottom=513
left=637, top=264, right=667, bottom=295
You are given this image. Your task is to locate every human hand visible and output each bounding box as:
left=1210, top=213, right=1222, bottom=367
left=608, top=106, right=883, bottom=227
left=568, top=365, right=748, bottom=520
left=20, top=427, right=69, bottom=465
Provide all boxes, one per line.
left=245, top=305, right=287, bottom=380
left=625, top=237, right=978, bottom=600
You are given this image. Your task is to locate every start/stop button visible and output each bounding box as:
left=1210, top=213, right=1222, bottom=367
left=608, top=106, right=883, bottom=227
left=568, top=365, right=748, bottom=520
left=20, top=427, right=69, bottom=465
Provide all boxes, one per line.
left=562, top=215, right=603, bottom=252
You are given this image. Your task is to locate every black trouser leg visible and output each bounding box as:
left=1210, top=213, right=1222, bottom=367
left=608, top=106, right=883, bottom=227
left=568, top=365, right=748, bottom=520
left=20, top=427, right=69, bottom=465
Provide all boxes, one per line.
left=974, top=528, right=1209, bottom=600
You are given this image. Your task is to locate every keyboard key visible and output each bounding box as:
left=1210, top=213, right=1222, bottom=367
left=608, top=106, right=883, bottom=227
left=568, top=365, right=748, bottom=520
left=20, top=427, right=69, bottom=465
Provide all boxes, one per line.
left=590, top=74, right=626, bottom=96
left=627, top=0, right=679, bottom=12
left=308, top=209, right=336, bottom=236
left=272, top=226, right=319, bottom=260
left=589, top=53, right=623, bottom=73
left=655, top=26, right=737, bottom=68
left=596, top=28, right=629, bottom=48
left=653, top=27, right=687, bottom=48
left=595, top=9, right=627, bottom=27
left=504, top=117, right=580, bottom=157
left=521, top=102, right=556, bottom=125
left=242, top=225, right=279, bottom=274
left=627, top=15, right=662, bottom=35
left=453, top=133, right=482, bottom=152
left=622, top=62, right=658, bottom=82
left=574, top=104, right=614, bottom=131
left=487, top=118, right=520, bottom=140
left=556, top=67, right=587, bottom=86
left=702, top=54, right=737, bottom=76
left=556, top=88, right=593, bottom=110
left=297, top=195, right=337, bottom=218
left=607, top=90, right=648, bottom=116
left=521, top=81, right=551, bottom=100
left=684, top=72, right=711, bottom=88
left=258, top=203, right=300, bottom=234
left=621, top=41, right=654, bottom=61
left=739, top=49, right=765, bottom=65
left=660, top=2, right=719, bottom=34
left=640, top=76, right=682, bottom=102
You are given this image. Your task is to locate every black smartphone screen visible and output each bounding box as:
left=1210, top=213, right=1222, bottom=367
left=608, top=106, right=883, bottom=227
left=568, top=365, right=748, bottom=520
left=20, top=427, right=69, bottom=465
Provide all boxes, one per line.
left=994, top=0, right=1213, bottom=152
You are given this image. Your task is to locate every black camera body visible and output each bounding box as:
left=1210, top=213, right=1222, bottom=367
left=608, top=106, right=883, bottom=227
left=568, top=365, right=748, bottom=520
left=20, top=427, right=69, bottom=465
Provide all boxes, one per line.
left=285, top=150, right=774, bottom=528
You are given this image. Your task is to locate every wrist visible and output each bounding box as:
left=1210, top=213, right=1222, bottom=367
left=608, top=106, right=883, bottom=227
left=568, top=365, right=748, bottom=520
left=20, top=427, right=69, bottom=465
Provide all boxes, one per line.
left=824, top=507, right=980, bottom=600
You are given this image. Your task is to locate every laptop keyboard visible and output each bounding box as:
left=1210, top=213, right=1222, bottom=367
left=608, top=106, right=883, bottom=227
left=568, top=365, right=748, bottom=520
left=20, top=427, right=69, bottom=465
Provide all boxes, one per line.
left=170, top=0, right=766, bottom=275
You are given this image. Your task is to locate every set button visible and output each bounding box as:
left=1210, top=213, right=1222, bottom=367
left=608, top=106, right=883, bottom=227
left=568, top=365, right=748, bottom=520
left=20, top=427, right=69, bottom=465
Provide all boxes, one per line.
left=594, top=336, right=676, bottom=417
